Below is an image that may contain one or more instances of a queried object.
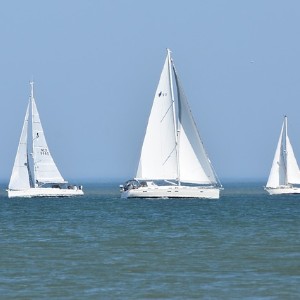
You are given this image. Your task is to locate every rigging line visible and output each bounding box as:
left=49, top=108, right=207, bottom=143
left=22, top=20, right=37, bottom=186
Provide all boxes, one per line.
left=160, top=103, right=174, bottom=123
left=162, top=145, right=177, bottom=166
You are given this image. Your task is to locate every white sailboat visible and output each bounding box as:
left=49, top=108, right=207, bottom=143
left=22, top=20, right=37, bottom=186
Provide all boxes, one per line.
left=265, top=116, right=300, bottom=195
left=7, top=82, right=84, bottom=198
left=120, top=49, right=222, bottom=199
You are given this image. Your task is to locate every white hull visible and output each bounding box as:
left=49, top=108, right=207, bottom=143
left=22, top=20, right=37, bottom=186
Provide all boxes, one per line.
left=121, top=186, right=220, bottom=199
left=8, top=188, right=84, bottom=198
left=265, top=186, right=300, bottom=195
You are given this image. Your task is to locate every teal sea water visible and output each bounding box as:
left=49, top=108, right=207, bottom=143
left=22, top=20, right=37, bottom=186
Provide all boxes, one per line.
left=0, top=182, right=299, bottom=299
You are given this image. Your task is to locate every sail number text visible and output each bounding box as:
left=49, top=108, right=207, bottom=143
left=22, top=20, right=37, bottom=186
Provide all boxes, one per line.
left=40, top=148, right=50, bottom=156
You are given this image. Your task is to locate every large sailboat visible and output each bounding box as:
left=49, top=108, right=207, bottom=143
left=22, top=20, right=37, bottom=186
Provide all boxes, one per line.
left=265, top=116, right=300, bottom=195
left=7, top=82, right=84, bottom=198
left=120, top=49, right=222, bottom=199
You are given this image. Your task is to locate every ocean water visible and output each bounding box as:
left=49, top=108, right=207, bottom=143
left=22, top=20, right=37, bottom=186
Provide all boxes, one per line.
left=0, top=182, right=299, bottom=299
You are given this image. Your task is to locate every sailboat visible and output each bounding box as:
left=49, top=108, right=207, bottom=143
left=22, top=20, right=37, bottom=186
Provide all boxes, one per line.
left=7, top=82, right=84, bottom=198
left=120, top=49, right=222, bottom=199
left=265, top=116, right=300, bottom=195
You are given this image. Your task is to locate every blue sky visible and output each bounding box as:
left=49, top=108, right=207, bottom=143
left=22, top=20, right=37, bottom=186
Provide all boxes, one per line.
left=1, top=0, right=300, bottom=183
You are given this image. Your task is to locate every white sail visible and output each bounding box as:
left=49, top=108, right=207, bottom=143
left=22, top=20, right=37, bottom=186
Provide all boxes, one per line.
left=8, top=82, right=84, bottom=198
left=266, top=123, right=286, bottom=188
left=8, top=102, right=32, bottom=190
left=266, top=117, right=300, bottom=188
left=121, top=50, right=221, bottom=199
left=173, top=64, right=218, bottom=185
left=286, top=133, right=300, bottom=184
left=31, top=86, right=65, bottom=185
left=136, top=52, right=178, bottom=180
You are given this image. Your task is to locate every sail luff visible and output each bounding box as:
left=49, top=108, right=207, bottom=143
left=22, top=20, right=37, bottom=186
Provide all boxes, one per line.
left=167, top=49, right=180, bottom=184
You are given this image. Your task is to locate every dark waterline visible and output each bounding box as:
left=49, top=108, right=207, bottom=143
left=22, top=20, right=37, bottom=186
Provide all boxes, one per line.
left=0, top=182, right=299, bottom=299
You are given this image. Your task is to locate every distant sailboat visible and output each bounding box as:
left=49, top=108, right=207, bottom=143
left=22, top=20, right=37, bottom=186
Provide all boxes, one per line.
left=7, top=82, right=84, bottom=198
left=120, top=49, right=222, bottom=199
left=265, top=116, right=300, bottom=195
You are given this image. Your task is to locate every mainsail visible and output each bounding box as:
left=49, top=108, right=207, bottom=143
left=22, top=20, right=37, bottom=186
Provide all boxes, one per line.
left=266, top=116, right=300, bottom=188
left=31, top=84, right=65, bottom=185
left=136, top=50, right=220, bottom=186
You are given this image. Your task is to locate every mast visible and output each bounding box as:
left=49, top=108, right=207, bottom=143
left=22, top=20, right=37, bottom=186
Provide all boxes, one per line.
left=30, top=81, right=34, bottom=100
left=167, top=48, right=180, bottom=185
left=283, top=115, right=288, bottom=185
left=282, top=116, right=288, bottom=185
left=30, top=81, right=37, bottom=186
